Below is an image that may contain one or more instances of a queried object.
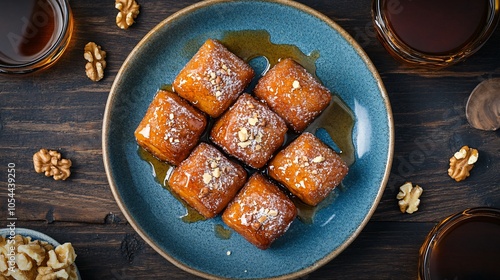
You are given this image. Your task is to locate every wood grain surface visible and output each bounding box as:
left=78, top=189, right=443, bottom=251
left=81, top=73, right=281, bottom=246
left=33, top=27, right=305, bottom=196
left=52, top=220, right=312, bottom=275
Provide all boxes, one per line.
left=1, top=0, right=499, bottom=279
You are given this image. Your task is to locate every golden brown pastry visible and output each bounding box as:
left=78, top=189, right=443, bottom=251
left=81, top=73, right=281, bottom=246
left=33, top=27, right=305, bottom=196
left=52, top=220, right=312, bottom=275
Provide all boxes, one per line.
left=173, top=39, right=254, bottom=118
left=268, top=132, right=348, bottom=206
left=210, top=93, right=287, bottom=169
left=168, top=143, right=247, bottom=218
left=254, top=58, right=331, bottom=132
left=222, top=173, right=297, bottom=249
left=134, top=90, right=207, bottom=166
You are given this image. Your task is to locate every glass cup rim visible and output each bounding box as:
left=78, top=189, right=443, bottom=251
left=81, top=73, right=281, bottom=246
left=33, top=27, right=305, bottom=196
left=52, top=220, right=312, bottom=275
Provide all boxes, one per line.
left=0, top=0, right=72, bottom=74
left=372, top=0, right=500, bottom=68
left=418, top=207, right=500, bottom=280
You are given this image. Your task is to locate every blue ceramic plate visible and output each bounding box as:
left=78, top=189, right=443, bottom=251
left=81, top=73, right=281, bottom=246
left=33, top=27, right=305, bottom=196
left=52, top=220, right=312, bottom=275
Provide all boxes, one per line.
left=103, top=0, right=393, bottom=279
left=0, top=228, right=81, bottom=279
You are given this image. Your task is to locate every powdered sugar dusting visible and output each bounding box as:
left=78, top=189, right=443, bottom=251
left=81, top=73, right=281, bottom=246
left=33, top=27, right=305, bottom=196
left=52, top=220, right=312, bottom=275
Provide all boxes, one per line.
left=268, top=132, right=348, bottom=205
left=172, top=143, right=247, bottom=214
left=211, top=93, right=287, bottom=168
left=138, top=124, right=150, bottom=138
left=227, top=174, right=296, bottom=239
left=173, top=39, right=254, bottom=117
left=150, top=93, right=204, bottom=147
left=135, top=90, right=206, bottom=165
left=254, top=58, right=331, bottom=132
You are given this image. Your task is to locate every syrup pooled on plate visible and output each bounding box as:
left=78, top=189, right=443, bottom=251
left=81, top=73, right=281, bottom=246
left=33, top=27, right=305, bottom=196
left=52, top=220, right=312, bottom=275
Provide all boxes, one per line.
left=137, top=147, right=206, bottom=223
left=306, top=95, right=355, bottom=166
left=214, top=224, right=232, bottom=240
left=221, top=29, right=320, bottom=77
left=139, top=30, right=355, bottom=225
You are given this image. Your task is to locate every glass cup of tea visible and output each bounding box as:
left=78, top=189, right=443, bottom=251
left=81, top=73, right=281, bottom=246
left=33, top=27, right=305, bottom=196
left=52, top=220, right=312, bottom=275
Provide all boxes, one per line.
left=372, top=0, right=500, bottom=68
left=418, top=207, right=500, bottom=280
left=0, top=0, right=73, bottom=74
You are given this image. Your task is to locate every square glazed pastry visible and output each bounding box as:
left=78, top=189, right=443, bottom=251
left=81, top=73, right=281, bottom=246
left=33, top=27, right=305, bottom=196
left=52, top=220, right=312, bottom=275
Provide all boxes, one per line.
left=268, top=132, right=348, bottom=206
left=168, top=143, right=247, bottom=219
left=222, top=173, right=297, bottom=250
left=134, top=90, right=207, bottom=166
left=210, top=93, right=287, bottom=169
left=254, top=58, right=332, bottom=132
left=172, top=39, right=255, bottom=118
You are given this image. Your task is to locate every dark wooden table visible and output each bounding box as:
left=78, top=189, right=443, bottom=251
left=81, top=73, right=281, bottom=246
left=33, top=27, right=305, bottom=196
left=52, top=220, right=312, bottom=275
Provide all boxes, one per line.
left=1, top=0, right=499, bottom=279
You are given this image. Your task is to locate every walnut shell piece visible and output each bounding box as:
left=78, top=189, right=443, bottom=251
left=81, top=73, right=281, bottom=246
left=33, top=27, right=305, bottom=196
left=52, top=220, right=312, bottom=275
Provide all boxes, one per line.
left=396, top=182, right=423, bottom=214
left=33, top=149, right=72, bottom=180
left=448, top=146, right=479, bottom=182
left=115, top=0, right=140, bottom=29
left=84, top=42, right=106, bottom=82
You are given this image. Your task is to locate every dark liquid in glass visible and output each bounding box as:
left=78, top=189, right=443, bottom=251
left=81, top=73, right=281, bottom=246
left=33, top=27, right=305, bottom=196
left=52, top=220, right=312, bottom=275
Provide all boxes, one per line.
left=384, top=0, right=491, bottom=54
left=0, top=0, right=62, bottom=65
left=429, top=217, right=500, bottom=279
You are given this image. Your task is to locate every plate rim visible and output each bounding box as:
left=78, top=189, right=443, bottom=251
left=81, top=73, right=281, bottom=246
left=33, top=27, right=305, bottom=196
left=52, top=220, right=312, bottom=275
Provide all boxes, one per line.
left=0, top=228, right=62, bottom=246
left=102, top=0, right=394, bottom=279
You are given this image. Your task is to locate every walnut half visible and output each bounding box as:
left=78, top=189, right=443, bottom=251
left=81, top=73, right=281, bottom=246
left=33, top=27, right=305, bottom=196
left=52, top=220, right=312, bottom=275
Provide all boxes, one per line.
left=0, top=235, right=77, bottom=280
left=84, top=42, right=106, bottom=82
left=115, top=0, right=140, bottom=29
left=396, top=182, right=423, bottom=214
left=448, top=146, right=479, bottom=182
left=33, top=149, right=72, bottom=180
